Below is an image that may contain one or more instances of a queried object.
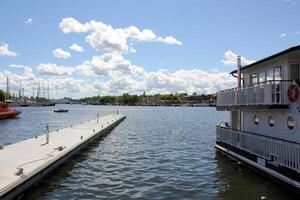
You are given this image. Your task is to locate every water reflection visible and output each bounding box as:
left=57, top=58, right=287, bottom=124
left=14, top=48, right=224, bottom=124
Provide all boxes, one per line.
left=215, top=151, right=296, bottom=200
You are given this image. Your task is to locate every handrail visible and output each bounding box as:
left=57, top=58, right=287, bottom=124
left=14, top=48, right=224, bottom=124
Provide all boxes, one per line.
left=217, top=80, right=292, bottom=94
left=216, top=125, right=300, bottom=146
left=216, top=125, right=300, bottom=172
left=217, top=80, right=291, bottom=106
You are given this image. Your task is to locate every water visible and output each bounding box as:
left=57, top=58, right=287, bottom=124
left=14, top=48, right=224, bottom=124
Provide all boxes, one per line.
left=0, top=105, right=296, bottom=199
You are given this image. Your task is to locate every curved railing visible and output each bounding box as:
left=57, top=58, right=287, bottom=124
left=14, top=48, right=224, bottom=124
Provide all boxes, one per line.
left=216, top=125, right=300, bottom=172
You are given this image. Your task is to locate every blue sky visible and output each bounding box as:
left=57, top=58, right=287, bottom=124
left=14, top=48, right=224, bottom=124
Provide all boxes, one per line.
left=0, top=0, right=299, bottom=98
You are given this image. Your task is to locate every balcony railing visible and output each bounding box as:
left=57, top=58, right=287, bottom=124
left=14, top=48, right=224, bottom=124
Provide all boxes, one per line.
left=216, top=80, right=291, bottom=109
left=216, top=126, right=300, bottom=172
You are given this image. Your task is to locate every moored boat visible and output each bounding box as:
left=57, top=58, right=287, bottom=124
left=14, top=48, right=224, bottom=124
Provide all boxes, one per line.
left=0, top=103, right=22, bottom=119
left=54, top=109, right=69, bottom=113
left=215, top=45, right=300, bottom=191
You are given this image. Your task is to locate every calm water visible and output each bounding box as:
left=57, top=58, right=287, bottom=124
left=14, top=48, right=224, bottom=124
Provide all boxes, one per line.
left=0, top=105, right=296, bottom=200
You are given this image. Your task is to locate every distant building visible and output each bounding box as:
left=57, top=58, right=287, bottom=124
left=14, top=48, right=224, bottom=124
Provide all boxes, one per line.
left=181, top=94, right=215, bottom=104
left=139, top=96, right=159, bottom=105
left=52, top=98, right=71, bottom=104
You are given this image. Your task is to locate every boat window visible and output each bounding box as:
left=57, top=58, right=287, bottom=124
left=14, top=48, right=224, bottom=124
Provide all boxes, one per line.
left=259, top=72, right=266, bottom=84
left=254, top=115, right=260, bottom=125
left=266, top=69, right=273, bottom=81
left=274, top=66, right=282, bottom=81
left=289, top=64, right=300, bottom=81
left=268, top=115, right=275, bottom=127
left=287, top=116, right=295, bottom=130
left=251, top=74, right=258, bottom=85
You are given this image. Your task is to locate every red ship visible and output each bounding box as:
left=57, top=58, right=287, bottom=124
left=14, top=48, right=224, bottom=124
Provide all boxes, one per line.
left=0, top=102, right=21, bottom=119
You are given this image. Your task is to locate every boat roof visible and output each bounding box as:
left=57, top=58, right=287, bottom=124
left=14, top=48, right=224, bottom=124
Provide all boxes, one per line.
left=230, top=45, right=300, bottom=74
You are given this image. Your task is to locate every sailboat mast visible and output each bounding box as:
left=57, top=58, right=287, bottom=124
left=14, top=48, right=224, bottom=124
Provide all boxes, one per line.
left=6, top=76, right=10, bottom=102
left=47, top=82, right=50, bottom=100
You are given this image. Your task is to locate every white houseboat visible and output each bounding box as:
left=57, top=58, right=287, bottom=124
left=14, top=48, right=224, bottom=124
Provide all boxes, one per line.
left=216, top=45, right=300, bottom=190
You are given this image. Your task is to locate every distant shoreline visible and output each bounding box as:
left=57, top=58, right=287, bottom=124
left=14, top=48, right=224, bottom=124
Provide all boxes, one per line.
left=69, top=103, right=216, bottom=107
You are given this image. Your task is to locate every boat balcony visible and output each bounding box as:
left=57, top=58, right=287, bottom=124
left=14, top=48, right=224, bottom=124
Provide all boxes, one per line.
left=216, top=80, right=291, bottom=110
left=216, top=126, right=300, bottom=172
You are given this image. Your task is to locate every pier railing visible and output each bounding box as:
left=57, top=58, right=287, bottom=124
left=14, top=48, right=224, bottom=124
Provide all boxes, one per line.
left=216, top=80, right=291, bottom=109
left=216, top=126, right=300, bottom=172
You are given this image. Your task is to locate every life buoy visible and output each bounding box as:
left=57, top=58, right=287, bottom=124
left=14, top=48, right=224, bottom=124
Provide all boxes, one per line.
left=287, top=84, right=299, bottom=102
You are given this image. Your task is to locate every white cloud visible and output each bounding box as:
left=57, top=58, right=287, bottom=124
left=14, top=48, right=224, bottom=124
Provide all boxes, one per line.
left=59, top=17, right=90, bottom=33
left=280, top=33, right=287, bottom=38
left=125, top=26, right=182, bottom=45
left=89, top=68, right=235, bottom=96
left=129, top=47, right=137, bottom=53
left=69, top=43, right=84, bottom=52
left=1, top=47, right=237, bottom=97
left=0, top=43, right=17, bottom=57
left=0, top=68, right=96, bottom=98
left=222, top=50, right=255, bottom=66
left=25, top=18, right=32, bottom=24
left=37, top=63, right=74, bottom=76
left=0, top=65, right=38, bottom=97
left=157, top=36, right=182, bottom=45
left=52, top=48, right=71, bottom=59
left=0, top=64, right=93, bottom=98
left=125, top=26, right=156, bottom=41
left=77, top=53, right=146, bottom=78
left=59, top=17, right=182, bottom=54
left=48, top=77, right=94, bottom=95
left=1, top=59, right=236, bottom=97
left=75, top=53, right=235, bottom=95
left=9, top=64, right=34, bottom=79
left=85, top=30, right=129, bottom=53
left=145, top=69, right=235, bottom=94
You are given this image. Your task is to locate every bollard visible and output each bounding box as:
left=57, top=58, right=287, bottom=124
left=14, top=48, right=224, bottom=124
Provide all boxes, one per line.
left=97, top=114, right=99, bottom=123
left=46, top=125, right=49, bottom=144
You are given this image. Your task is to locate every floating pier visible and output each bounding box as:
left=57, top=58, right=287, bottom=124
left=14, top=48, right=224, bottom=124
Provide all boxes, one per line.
left=0, top=114, right=126, bottom=200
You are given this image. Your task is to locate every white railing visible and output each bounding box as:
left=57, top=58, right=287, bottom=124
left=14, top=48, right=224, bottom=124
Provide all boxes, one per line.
left=217, top=80, right=290, bottom=107
left=216, top=126, right=300, bottom=172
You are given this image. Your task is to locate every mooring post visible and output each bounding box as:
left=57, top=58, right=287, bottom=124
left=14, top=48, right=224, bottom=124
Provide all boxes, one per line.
left=113, top=111, right=114, bottom=116
left=97, top=113, right=99, bottom=123
left=46, top=125, right=49, bottom=144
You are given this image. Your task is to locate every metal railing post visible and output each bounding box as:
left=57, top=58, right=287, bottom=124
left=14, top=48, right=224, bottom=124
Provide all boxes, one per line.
left=46, top=125, right=49, bottom=144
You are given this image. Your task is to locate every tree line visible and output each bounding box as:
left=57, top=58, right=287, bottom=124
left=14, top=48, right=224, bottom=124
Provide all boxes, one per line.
left=79, top=92, right=215, bottom=105
left=0, top=90, right=9, bottom=101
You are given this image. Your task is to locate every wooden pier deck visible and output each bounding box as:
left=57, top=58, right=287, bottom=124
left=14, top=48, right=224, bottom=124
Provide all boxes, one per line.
left=0, top=114, right=126, bottom=200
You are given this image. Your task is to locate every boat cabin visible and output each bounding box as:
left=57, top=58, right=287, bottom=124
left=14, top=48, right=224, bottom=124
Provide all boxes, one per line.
left=216, top=46, right=300, bottom=190
left=217, top=46, right=300, bottom=142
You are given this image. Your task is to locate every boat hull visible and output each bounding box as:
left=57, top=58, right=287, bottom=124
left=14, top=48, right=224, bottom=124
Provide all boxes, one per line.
left=215, top=142, right=300, bottom=193
left=0, top=111, right=21, bottom=119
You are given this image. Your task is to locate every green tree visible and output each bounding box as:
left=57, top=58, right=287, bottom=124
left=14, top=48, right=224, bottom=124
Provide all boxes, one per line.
left=0, top=90, right=6, bottom=101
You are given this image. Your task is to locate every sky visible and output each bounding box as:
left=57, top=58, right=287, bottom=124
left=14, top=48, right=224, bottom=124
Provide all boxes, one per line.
left=0, top=0, right=300, bottom=98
